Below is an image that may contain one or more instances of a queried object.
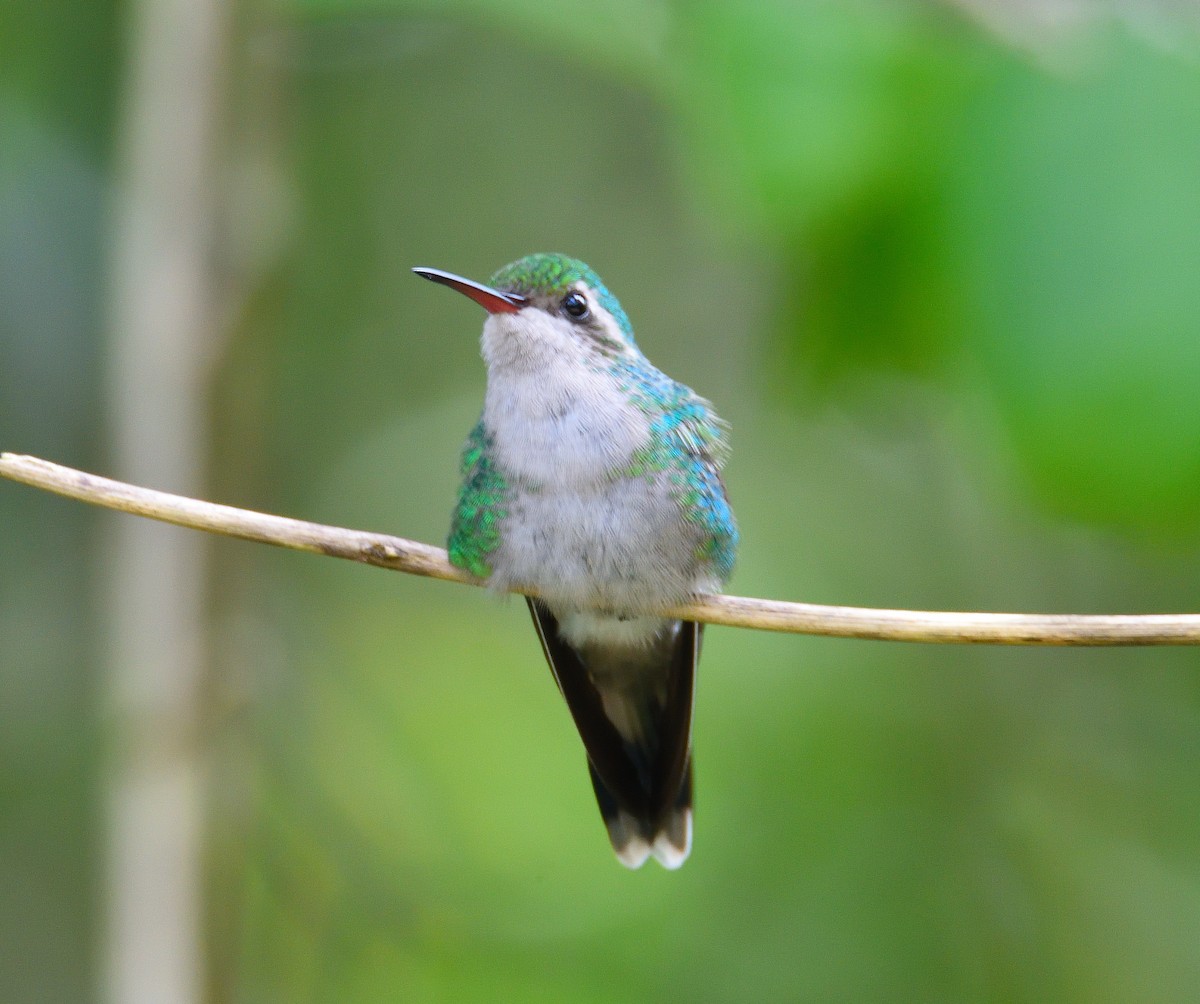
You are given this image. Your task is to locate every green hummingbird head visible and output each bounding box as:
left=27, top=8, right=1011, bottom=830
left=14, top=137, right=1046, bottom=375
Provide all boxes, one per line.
left=414, top=253, right=638, bottom=357
left=487, top=253, right=635, bottom=346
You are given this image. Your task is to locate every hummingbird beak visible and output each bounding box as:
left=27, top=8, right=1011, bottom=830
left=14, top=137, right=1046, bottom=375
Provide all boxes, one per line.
left=412, top=267, right=529, bottom=314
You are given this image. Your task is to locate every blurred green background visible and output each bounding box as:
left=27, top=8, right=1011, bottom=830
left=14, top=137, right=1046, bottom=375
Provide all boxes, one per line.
left=4, top=1, right=1200, bottom=1000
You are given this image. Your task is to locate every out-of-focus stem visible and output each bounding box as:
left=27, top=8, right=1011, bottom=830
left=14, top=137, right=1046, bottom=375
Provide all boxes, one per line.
left=104, top=0, right=226, bottom=1000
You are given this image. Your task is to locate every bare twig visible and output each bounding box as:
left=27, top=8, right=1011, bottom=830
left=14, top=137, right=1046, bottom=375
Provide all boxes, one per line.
left=4, top=451, right=1200, bottom=647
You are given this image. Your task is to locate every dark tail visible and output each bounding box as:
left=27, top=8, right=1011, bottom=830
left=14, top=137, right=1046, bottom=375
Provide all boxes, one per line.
left=527, top=599, right=698, bottom=869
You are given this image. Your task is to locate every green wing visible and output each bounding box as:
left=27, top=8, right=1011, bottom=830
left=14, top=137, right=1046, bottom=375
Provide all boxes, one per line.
left=447, top=420, right=508, bottom=579
left=615, top=368, right=739, bottom=584
left=655, top=392, right=738, bottom=584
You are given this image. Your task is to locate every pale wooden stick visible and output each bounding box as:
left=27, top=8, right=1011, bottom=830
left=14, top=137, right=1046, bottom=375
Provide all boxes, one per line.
left=5, top=451, right=1200, bottom=646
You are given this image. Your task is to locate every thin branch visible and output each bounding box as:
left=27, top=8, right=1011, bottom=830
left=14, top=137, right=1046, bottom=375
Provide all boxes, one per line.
left=5, top=451, right=1200, bottom=647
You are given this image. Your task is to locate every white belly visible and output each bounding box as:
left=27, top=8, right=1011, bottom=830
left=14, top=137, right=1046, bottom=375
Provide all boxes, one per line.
left=489, top=474, right=716, bottom=612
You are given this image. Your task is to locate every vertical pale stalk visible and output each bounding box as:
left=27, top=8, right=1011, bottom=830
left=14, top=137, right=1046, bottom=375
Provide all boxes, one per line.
left=105, top=1, right=226, bottom=1001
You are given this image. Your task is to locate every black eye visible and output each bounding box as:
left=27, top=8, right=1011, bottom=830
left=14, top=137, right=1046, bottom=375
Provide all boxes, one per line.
left=561, top=291, right=590, bottom=321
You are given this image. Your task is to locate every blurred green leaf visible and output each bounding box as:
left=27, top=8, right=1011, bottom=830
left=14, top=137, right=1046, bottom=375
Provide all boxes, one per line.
left=948, top=31, right=1200, bottom=531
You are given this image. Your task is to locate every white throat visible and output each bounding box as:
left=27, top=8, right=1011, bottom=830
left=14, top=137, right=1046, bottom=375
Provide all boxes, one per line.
left=480, top=311, right=648, bottom=487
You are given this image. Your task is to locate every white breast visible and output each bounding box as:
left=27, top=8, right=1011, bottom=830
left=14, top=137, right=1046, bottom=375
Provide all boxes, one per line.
left=481, top=311, right=649, bottom=487
left=477, top=310, right=717, bottom=613
left=483, top=370, right=648, bottom=488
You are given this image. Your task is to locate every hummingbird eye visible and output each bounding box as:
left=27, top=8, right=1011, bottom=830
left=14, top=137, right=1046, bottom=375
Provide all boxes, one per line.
left=561, top=290, right=591, bottom=321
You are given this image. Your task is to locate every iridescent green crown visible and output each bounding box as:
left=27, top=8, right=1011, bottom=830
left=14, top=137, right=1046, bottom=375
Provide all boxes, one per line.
left=490, top=253, right=634, bottom=342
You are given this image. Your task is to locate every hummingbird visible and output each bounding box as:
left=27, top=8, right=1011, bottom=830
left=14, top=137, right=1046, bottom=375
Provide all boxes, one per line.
left=414, top=253, right=737, bottom=869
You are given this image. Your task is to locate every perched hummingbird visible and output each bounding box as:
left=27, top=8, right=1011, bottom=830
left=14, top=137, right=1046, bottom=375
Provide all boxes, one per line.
left=414, top=253, right=738, bottom=869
